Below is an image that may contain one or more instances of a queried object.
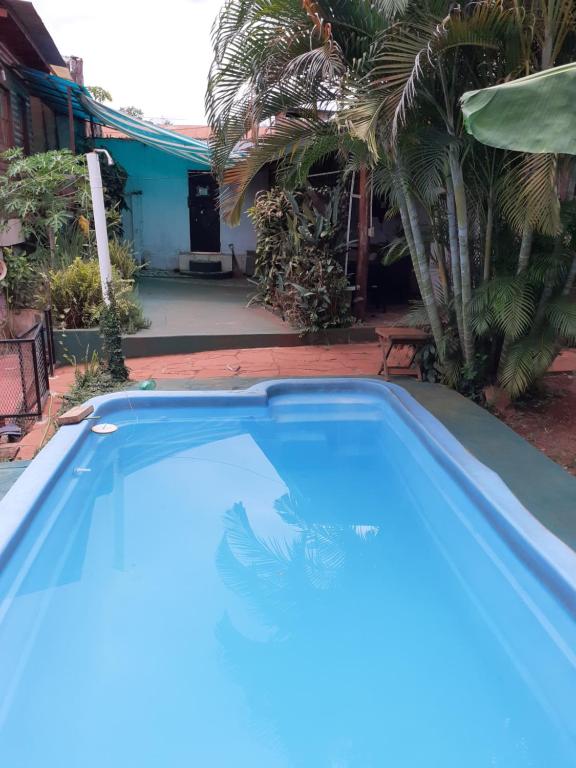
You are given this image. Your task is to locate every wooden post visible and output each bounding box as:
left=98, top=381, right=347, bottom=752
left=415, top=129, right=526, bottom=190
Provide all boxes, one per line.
left=67, top=87, right=75, bottom=153
left=354, top=164, right=370, bottom=320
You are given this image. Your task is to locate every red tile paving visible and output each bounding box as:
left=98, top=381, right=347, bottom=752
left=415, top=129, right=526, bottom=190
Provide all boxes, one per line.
left=9, top=344, right=576, bottom=462
left=13, top=344, right=382, bottom=460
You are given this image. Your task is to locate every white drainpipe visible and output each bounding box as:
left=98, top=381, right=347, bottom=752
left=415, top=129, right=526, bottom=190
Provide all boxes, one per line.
left=86, top=149, right=114, bottom=305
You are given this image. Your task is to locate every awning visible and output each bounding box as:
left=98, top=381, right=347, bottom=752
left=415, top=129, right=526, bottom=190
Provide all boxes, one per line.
left=82, top=98, right=211, bottom=169
left=19, top=67, right=94, bottom=121
left=19, top=67, right=212, bottom=169
left=461, top=63, right=576, bottom=155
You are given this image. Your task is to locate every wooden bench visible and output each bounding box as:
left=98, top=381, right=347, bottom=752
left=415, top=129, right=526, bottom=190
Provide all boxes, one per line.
left=376, top=327, right=432, bottom=381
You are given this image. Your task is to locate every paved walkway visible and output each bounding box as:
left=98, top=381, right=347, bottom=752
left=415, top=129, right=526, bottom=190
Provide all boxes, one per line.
left=8, top=342, right=576, bottom=462
left=136, top=277, right=291, bottom=337
left=13, top=344, right=382, bottom=460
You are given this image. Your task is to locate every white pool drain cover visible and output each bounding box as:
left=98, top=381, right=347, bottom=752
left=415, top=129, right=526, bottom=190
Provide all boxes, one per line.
left=91, top=423, right=118, bottom=435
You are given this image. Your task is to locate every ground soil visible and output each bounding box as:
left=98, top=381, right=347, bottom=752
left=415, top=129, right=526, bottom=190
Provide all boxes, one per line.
left=499, top=373, right=576, bottom=476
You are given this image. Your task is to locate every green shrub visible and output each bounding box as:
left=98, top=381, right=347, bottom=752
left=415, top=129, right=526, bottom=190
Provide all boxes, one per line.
left=59, top=352, right=128, bottom=412
left=100, top=285, right=129, bottom=381
left=1, top=247, right=47, bottom=309
left=49, top=257, right=149, bottom=333
left=109, top=239, right=144, bottom=281
left=248, top=186, right=353, bottom=333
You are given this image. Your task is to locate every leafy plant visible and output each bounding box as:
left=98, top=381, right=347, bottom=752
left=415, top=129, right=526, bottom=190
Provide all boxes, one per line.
left=249, top=186, right=353, bottom=333
left=109, top=239, right=144, bottom=280
left=0, top=148, right=90, bottom=264
left=60, top=351, right=128, bottom=412
left=1, top=247, right=47, bottom=310
left=87, top=86, right=112, bottom=103
left=208, top=0, right=576, bottom=398
left=100, top=286, right=129, bottom=382
left=49, top=257, right=149, bottom=333
left=119, top=106, right=144, bottom=119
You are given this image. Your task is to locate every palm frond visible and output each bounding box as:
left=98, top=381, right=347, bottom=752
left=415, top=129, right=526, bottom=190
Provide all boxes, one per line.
left=499, top=153, right=561, bottom=237
left=545, top=295, right=576, bottom=341
left=499, top=329, right=558, bottom=397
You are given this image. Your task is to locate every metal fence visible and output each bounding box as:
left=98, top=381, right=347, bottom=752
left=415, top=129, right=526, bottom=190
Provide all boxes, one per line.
left=0, top=319, right=52, bottom=420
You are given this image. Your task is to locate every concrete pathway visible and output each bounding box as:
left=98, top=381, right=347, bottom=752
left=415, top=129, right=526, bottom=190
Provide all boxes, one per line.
left=136, top=277, right=292, bottom=337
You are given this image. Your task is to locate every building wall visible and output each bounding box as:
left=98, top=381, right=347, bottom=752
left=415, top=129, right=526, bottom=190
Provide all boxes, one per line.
left=97, top=138, right=263, bottom=271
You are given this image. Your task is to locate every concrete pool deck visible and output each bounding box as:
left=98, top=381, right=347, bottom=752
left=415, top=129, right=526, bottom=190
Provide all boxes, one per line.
left=53, top=278, right=406, bottom=362
left=2, top=371, right=576, bottom=553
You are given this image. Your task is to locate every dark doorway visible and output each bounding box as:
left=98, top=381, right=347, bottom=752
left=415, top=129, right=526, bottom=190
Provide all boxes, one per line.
left=188, top=172, right=221, bottom=252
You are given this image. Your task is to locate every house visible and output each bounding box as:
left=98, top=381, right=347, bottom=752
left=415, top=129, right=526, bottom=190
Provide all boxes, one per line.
left=0, top=0, right=84, bottom=246
left=96, top=128, right=267, bottom=274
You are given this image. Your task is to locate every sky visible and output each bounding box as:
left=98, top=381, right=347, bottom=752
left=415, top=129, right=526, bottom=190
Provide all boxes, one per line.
left=31, top=0, right=225, bottom=124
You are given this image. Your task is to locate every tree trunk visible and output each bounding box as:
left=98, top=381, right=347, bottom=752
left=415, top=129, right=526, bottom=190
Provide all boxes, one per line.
left=448, top=149, right=474, bottom=365
left=563, top=254, right=576, bottom=295
left=483, top=198, right=494, bottom=282
left=435, top=242, right=449, bottom=298
left=402, top=189, right=444, bottom=350
left=354, top=164, right=370, bottom=320
left=397, top=195, right=421, bottom=285
left=445, top=175, right=464, bottom=348
left=516, top=227, right=533, bottom=275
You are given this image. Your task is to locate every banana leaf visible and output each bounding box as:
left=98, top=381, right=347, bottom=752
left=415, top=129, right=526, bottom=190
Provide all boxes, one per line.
left=461, top=63, right=576, bottom=155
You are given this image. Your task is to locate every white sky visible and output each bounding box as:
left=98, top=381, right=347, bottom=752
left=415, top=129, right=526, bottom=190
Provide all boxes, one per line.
left=31, top=0, right=225, bottom=124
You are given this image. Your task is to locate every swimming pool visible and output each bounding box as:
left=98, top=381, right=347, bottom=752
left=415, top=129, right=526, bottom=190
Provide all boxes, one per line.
left=0, top=379, right=575, bottom=767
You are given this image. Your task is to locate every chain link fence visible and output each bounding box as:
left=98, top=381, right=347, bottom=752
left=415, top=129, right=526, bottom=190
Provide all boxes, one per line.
left=0, top=321, right=51, bottom=420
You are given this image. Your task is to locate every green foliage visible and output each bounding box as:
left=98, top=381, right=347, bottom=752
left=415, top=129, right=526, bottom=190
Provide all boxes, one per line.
left=119, top=106, right=144, bottom=119
left=49, top=258, right=149, bottom=333
left=109, top=239, right=144, bottom=280
left=208, top=0, right=576, bottom=398
left=60, top=352, right=128, bottom=412
left=1, top=248, right=47, bottom=309
left=100, top=158, right=129, bottom=215
left=248, top=186, right=353, bottom=333
left=87, top=86, right=112, bottom=103
left=0, top=148, right=90, bottom=254
left=100, top=286, right=129, bottom=382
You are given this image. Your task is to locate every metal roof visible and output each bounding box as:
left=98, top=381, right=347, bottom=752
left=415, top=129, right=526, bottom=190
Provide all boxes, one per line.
left=3, top=1, right=65, bottom=67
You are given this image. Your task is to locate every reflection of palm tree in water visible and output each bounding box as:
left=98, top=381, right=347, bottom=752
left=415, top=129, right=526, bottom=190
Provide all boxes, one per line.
left=216, top=494, right=385, bottom=767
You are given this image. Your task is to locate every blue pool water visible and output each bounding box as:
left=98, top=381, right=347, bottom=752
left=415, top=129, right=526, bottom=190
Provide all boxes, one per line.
left=0, top=381, right=575, bottom=767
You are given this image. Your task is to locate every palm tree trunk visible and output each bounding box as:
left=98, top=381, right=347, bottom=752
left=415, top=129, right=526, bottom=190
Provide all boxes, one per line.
left=402, top=189, right=444, bottom=350
left=448, top=149, right=474, bottom=365
left=354, top=164, right=370, bottom=320
left=483, top=198, right=494, bottom=282
left=433, top=241, right=449, bottom=299
left=397, top=195, right=421, bottom=284
left=563, top=254, right=576, bottom=295
left=446, top=174, right=464, bottom=347
left=516, top=227, right=533, bottom=275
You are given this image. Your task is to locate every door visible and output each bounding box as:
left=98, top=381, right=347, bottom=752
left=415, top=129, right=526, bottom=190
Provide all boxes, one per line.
left=188, top=172, right=221, bottom=253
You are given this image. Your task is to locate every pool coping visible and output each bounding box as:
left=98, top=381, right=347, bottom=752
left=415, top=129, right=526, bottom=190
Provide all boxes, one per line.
left=1, top=378, right=575, bottom=616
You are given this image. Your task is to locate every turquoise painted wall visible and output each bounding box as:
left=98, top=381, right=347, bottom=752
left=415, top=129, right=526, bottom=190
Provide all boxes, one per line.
left=98, top=138, right=263, bottom=270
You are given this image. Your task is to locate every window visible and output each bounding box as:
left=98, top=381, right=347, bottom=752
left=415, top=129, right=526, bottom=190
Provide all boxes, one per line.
left=0, top=87, right=12, bottom=151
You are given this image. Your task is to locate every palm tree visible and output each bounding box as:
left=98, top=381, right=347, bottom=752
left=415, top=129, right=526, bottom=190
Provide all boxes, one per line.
left=346, top=0, right=576, bottom=392
left=208, top=0, right=576, bottom=395
left=207, top=0, right=409, bottom=319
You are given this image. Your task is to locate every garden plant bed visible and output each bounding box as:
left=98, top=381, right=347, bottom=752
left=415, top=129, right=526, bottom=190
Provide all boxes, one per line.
left=499, top=374, right=576, bottom=476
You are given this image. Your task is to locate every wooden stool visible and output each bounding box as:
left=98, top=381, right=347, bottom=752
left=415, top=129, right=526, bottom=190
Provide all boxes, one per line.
left=376, top=327, right=432, bottom=381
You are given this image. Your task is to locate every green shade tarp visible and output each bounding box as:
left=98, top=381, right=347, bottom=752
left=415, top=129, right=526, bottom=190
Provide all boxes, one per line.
left=81, top=98, right=212, bottom=169
left=461, top=63, right=576, bottom=155
left=19, top=67, right=212, bottom=169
